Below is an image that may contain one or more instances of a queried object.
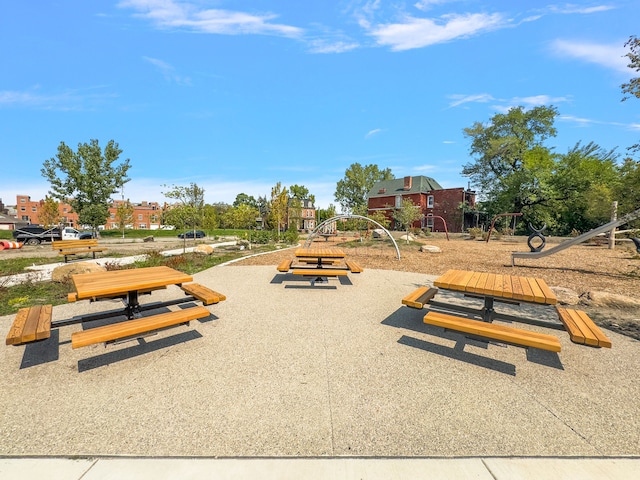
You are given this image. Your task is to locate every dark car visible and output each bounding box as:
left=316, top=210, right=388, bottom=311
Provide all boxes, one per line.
left=178, top=230, right=206, bottom=239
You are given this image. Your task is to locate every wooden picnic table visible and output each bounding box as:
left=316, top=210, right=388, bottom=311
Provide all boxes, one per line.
left=294, top=247, right=346, bottom=267
left=71, top=266, right=194, bottom=319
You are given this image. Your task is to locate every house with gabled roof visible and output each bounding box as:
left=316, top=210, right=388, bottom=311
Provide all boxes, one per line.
left=367, top=175, right=476, bottom=233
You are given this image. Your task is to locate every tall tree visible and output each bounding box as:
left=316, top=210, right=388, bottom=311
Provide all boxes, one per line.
left=335, top=163, right=394, bottom=214
left=289, top=184, right=310, bottom=199
left=41, top=139, right=131, bottom=231
left=233, top=193, right=258, bottom=209
left=115, top=199, right=135, bottom=239
left=39, top=196, right=61, bottom=228
left=162, top=183, right=205, bottom=241
left=622, top=35, right=640, bottom=153
left=269, top=182, right=288, bottom=239
left=393, top=198, right=423, bottom=243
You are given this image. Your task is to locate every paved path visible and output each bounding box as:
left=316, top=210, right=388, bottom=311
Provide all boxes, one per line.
left=1, top=264, right=639, bottom=477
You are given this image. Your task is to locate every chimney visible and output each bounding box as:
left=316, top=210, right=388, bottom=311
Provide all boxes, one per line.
left=403, top=176, right=412, bottom=191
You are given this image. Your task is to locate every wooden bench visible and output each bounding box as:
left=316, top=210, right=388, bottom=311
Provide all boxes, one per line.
left=345, top=260, right=363, bottom=273
left=52, top=239, right=106, bottom=263
left=71, top=306, right=210, bottom=349
left=6, top=305, right=53, bottom=346
left=291, top=269, right=349, bottom=277
left=556, top=307, right=612, bottom=348
left=423, top=311, right=562, bottom=352
left=180, top=283, right=226, bottom=305
left=277, top=259, right=293, bottom=272
left=402, top=287, right=438, bottom=309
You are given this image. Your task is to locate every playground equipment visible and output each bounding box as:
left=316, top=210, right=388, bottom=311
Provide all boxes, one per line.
left=527, top=223, right=547, bottom=252
left=511, top=207, right=640, bottom=266
left=424, top=215, right=449, bottom=241
left=485, top=213, right=522, bottom=243
left=304, top=214, right=401, bottom=260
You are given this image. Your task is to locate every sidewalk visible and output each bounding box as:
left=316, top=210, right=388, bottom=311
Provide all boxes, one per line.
left=2, top=456, right=639, bottom=479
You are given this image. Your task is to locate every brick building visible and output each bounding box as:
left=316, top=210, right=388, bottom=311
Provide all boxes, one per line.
left=13, top=195, right=163, bottom=230
left=367, top=176, right=476, bottom=233
left=287, top=198, right=316, bottom=231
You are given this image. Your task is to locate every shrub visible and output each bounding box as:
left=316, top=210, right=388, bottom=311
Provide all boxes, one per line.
left=467, top=227, right=483, bottom=239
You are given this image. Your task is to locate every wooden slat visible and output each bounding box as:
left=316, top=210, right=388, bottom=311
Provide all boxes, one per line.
left=424, top=311, right=562, bottom=352
left=465, top=271, right=483, bottom=293
left=556, top=307, right=611, bottom=348
left=501, top=275, right=514, bottom=299
left=71, top=306, right=210, bottom=349
left=534, top=278, right=557, bottom=305
left=53, top=239, right=99, bottom=249
left=511, top=276, right=524, bottom=301
left=517, top=277, right=535, bottom=302
left=524, top=277, right=546, bottom=304
left=449, top=270, right=474, bottom=292
left=180, top=283, right=226, bottom=305
left=474, top=272, right=490, bottom=295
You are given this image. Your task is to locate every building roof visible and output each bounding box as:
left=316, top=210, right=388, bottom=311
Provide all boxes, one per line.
left=368, top=176, right=443, bottom=198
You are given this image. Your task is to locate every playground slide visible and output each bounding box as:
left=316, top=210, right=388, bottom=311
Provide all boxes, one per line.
left=511, top=207, right=640, bottom=266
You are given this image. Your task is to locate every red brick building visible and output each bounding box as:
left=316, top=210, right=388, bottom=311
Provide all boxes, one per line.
left=367, top=176, right=476, bottom=233
left=14, top=195, right=163, bottom=230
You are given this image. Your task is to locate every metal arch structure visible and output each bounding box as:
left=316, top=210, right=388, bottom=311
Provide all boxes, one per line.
left=304, top=214, right=401, bottom=260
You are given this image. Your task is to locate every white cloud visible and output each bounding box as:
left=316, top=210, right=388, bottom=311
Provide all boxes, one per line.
left=0, top=88, right=116, bottom=110
left=365, top=128, right=383, bottom=138
left=549, top=4, right=615, bottom=15
left=307, top=39, right=359, bottom=54
left=369, top=12, right=507, bottom=51
left=447, top=93, right=495, bottom=108
left=550, top=39, right=629, bottom=73
left=513, top=95, right=571, bottom=106
left=119, top=0, right=303, bottom=38
left=414, top=0, right=456, bottom=11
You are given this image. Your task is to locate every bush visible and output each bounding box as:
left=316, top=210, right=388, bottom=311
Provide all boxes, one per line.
left=283, top=227, right=299, bottom=245
left=467, top=227, right=483, bottom=239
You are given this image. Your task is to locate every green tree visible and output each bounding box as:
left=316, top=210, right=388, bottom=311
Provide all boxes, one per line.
left=615, top=158, right=640, bottom=221
left=233, top=193, right=258, bottom=209
left=162, top=183, right=205, bottom=243
left=368, top=210, right=390, bottom=230
left=202, top=204, right=220, bottom=229
left=335, top=163, right=394, bottom=214
left=269, top=182, right=288, bottom=239
left=289, top=184, right=310, bottom=199
left=115, top=200, right=135, bottom=239
left=393, top=198, right=423, bottom=243
left=622, top=35, right=640, bottom=153
left=39, top=196, right=60, bottom=228
left=41, top=139, right=131, bottom=231
left=225, top=204, right=260, bottom=229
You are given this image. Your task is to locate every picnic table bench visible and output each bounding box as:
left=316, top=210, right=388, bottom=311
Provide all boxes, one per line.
left=52, top=239, right=106, bottom=263
left=6, top=305, right=53, bottom=346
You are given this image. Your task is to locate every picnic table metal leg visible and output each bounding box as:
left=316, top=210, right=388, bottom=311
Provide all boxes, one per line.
left=124, top=290, right=141, bottom=319
left=482, top=297, right=495, bottom=322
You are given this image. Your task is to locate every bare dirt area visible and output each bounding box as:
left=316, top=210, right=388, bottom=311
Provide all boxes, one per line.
left=236, top=235, right=640, bottom=340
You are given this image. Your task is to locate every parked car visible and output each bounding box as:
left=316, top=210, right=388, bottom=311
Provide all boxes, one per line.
left=178, top=230, right=206, bottom=239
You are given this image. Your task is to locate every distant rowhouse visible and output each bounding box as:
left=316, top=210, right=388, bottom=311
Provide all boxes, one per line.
left=367, top=176, right=476, bottom=233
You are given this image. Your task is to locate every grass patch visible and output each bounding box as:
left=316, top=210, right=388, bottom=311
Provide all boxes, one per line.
left=0, top=244, right=279, bottom=316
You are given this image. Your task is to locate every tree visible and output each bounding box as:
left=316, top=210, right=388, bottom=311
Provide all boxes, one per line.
left=615, top=158, right=640, bottom=220
left=622, top=35, right=640, bottom=153
left=233, top=193, right=258, bottom=209
left=269, top=182, right=288, bottom=239
left=393, top=198, right=423, bottom=243
left=39, top=196, right=60, bottom=228
left=462, top=105, right=558, bottom=196
left=162, top=183, right=205, bottom=244
left=289, top=184, right=309, bottom=199
left=335, top=163, right=394, bottom=214
left=41, top=139, right=131, bottom=231
left=225, top=204, right=260, bottom=229
left=115, top=200, right=135, bottom=239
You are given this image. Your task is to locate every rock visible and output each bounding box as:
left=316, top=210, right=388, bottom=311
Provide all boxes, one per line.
left=579, top=291, right=640, bottom=309
left=52, top=262, right=107, bottom=282
left=143, top=235, right=154, bottom=242
left=550, top=286, right=580, bottom=305
left=399, top=234, right=414, bottom=242
left=194, top=244, right=214, bottom=255
left=419, top=245, right=442, bottom=253
left=372, top=229, right=385, bottom=238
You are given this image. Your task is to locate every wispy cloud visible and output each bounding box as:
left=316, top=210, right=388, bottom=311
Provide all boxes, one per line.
left=368, top=12, right=507, bottom=51
left=560, top=114, right=640, bottom=131
left=143, top=56, right=192, bottom=85
left=365, top=128, right=383, bottom=138
left=548, top=4, right=616, bottom=15
left=447, top=93, right=495, bottom=108
left=307, top=38, right=359, bottom=54
left=550, top=39, right=629, bottom=73
left=119, top=0, right=303, bottom=38
left=0, top=87, right=116, bottom=110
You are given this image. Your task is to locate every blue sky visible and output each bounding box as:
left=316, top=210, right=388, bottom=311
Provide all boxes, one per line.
left=1, top=1, right=639, bottom=210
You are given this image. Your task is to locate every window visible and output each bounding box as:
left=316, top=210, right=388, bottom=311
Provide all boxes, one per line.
left=395, top=195, right=402, bottom=208
left=20, top=206, right=26, bottom=212
left=427, top=195, right=434, bottom=208
left=138, top=214, right=143, bottom=220
left=31, top=207, right=36, bottom=212
left=139, top=224, right=147, bottom=229
left=426, top=214, right=434, bottom=230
